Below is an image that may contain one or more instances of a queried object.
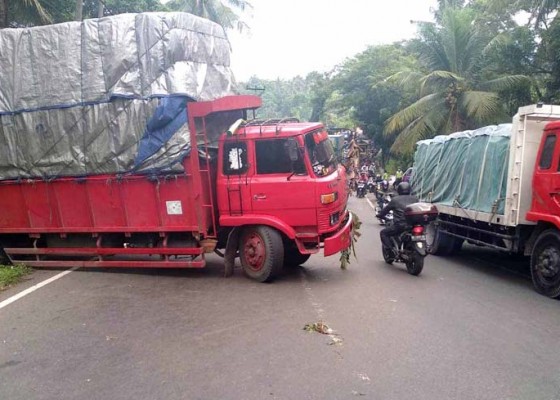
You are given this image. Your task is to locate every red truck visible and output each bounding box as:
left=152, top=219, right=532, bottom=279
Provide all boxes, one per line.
left=0, top=95, right=353, bottom=282
left=412, top=104, right=560, bottom=297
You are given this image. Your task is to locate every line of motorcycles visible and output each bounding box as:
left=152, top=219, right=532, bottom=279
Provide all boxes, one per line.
left=356, top=177, right=384, bottom=199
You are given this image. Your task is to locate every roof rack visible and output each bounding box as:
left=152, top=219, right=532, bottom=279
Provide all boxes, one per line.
left=242, top=117, right=300, bottom=135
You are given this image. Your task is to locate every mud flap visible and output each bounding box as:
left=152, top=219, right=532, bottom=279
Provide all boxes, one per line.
left=224, top=228, right=240, bottom=277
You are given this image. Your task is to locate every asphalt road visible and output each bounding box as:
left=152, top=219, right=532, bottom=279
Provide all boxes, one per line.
left=1, top=195, right=559, bottom=400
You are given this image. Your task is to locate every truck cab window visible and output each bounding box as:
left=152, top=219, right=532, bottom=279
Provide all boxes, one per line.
left=223, top=142, right=248, bottom=175
left=305, top=130, right=336, bottom=177
left=256, top=139, right=304, bottom=175
left=539, top=135, right=556, bottom=170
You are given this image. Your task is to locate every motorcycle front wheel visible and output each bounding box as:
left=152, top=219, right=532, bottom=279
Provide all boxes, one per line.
left=405, top=251, right=424, bottom=276
left=382, top=245, right=395, bottom=264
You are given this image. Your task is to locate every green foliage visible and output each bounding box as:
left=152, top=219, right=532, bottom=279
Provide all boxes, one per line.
left=2, top=0, right=167, bottom=28
left=165, top=0, right=250, bottom=32
left=97, top=0, right=165, bottom=16
left=340, top=213, right=361, bottom=270
left=384, top=6, right=530, bottom=154
left=541, top=15, right=560, bottom=103
left=0, top=264, right=31, bottom=290
left=3, top=0, right=54, bottom=27
left=325, top=44, right=419, bottom=163
left=238, top=75, right=316, bottom=121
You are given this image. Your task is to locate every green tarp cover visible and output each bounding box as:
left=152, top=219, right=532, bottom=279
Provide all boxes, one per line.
left=411, top=124, right=511, bottom=215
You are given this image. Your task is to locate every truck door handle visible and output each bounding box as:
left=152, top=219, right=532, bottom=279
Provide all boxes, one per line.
left=253, top=194, right=267, bottom=200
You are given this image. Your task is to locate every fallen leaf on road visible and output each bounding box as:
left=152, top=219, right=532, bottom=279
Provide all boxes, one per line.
left=303, top=321, right=332, bottom=335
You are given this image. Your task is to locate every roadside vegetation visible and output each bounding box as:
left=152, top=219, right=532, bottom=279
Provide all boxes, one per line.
left=0, top=264, right=32, bottom=291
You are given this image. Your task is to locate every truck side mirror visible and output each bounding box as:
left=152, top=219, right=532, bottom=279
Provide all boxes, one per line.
left=286, top=139, right=299, bottom=162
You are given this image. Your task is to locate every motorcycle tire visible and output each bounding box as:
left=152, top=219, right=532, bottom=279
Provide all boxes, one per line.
left=382, top=245, right=395, bottom=264
left=405, top=251, right=424, bottom=276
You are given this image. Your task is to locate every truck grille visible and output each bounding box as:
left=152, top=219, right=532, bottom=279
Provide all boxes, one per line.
left=318, top=202, right=344, bottom=232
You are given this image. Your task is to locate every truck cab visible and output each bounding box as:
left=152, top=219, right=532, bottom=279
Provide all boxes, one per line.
left=188, top=96, right=353, bottom=282
left=529, top=120, right=560, bottom=227
left=214, top=120, right=352, bottom=281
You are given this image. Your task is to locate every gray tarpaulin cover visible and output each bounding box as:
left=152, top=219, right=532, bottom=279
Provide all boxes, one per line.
left=411, top=124, right=511, bottom=215
left=0, top=12, right=236, bottom=180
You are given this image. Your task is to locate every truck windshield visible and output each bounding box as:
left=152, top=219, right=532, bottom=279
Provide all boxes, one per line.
left=305, top=130, right=337, bottom=177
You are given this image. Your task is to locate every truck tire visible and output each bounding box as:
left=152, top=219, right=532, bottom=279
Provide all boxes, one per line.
left=282, top=240, right=311, bottom=267
left=284, top=251, right=311, bottom=267
left=426, top=222, right=457, bottom=256
left=0, top=247, right=10, bottom=265
left=240, top=226, right=284, bottom=282
left=530, top=229, right=560, bottom=298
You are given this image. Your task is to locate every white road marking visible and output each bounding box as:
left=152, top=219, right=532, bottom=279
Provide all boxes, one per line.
left=366, top=197, right=376, bottom=210
left=0, top=267, right=79, bottom=310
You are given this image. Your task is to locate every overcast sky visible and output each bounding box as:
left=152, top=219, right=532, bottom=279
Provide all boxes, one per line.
left=228, top=0, right=438, bottom=81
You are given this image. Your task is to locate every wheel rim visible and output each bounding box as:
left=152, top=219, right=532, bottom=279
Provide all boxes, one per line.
left=535, top=244, right=560, bottom=282
left=243, top=232, right=266, bottom=272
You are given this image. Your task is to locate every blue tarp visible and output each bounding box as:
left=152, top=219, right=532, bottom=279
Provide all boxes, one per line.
left=134, top=96, right=189, bottom=169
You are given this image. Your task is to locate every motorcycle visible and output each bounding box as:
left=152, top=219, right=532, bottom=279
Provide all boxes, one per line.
left=380, top=202, right=438, bottom=276
left=356, top=180, right=367, bottom=198
left=366, top=177, right=376, bottom=193
left=375, top=192, right=392, bottom=224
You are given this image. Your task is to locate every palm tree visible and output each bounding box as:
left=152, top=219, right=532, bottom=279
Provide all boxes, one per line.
left=0, top=0, right=53, bottom=28
left=486, top=0, right=559, bottom=28
left=166, top=0, right=251, bottom=32
left=383, top=7, right=529, bottom=154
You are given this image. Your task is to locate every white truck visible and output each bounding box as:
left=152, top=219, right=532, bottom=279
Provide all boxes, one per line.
left=411, top=104, right=560, bottom=297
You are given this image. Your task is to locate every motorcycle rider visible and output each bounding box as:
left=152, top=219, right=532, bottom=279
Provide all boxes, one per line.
left=375, top=179, right=390, bottom=208
left=376, top=182, right=418, bottom=256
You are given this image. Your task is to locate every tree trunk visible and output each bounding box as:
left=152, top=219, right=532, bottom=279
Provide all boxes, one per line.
left=0, top=0, right=8, bottom=28
left=75, top=0, right=83, bottom=21
left=98, top=0, right=104, bottom=18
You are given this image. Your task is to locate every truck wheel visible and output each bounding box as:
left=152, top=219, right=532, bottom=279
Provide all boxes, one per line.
left=426, top=222, right=456, bottom=256
left=284, top=251, right=311, bottom=267
left=0, top=247, right=10, bottom=265
left=530, top=230, right=560, bottom=298
left=240, top=226, right=284, bottom=282
left=282, top=241, right=311, bottom=267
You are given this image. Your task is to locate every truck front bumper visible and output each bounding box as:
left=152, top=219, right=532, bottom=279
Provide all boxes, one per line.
left=323, top=211, right=353, bottom=256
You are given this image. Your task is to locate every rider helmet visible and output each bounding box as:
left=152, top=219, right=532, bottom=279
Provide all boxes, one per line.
left=381, top=180, right=389, bottom=191
left=397, top=181, right=411, bottom=195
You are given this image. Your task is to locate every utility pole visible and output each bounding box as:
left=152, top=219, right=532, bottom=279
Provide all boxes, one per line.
left=75, top=0, right=83, bottom=21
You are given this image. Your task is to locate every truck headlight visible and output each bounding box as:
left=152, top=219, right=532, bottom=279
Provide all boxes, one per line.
left=321, top=192, right=338, bottom=205
left=330, top=212, right=340, bottom=226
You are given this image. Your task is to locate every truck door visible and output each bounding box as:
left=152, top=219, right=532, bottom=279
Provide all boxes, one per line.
left=220, top=140, right=252, bottom=215
left=250, top=138, right=317, bottom=227
left=532, top=123, right=560, bottom=218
